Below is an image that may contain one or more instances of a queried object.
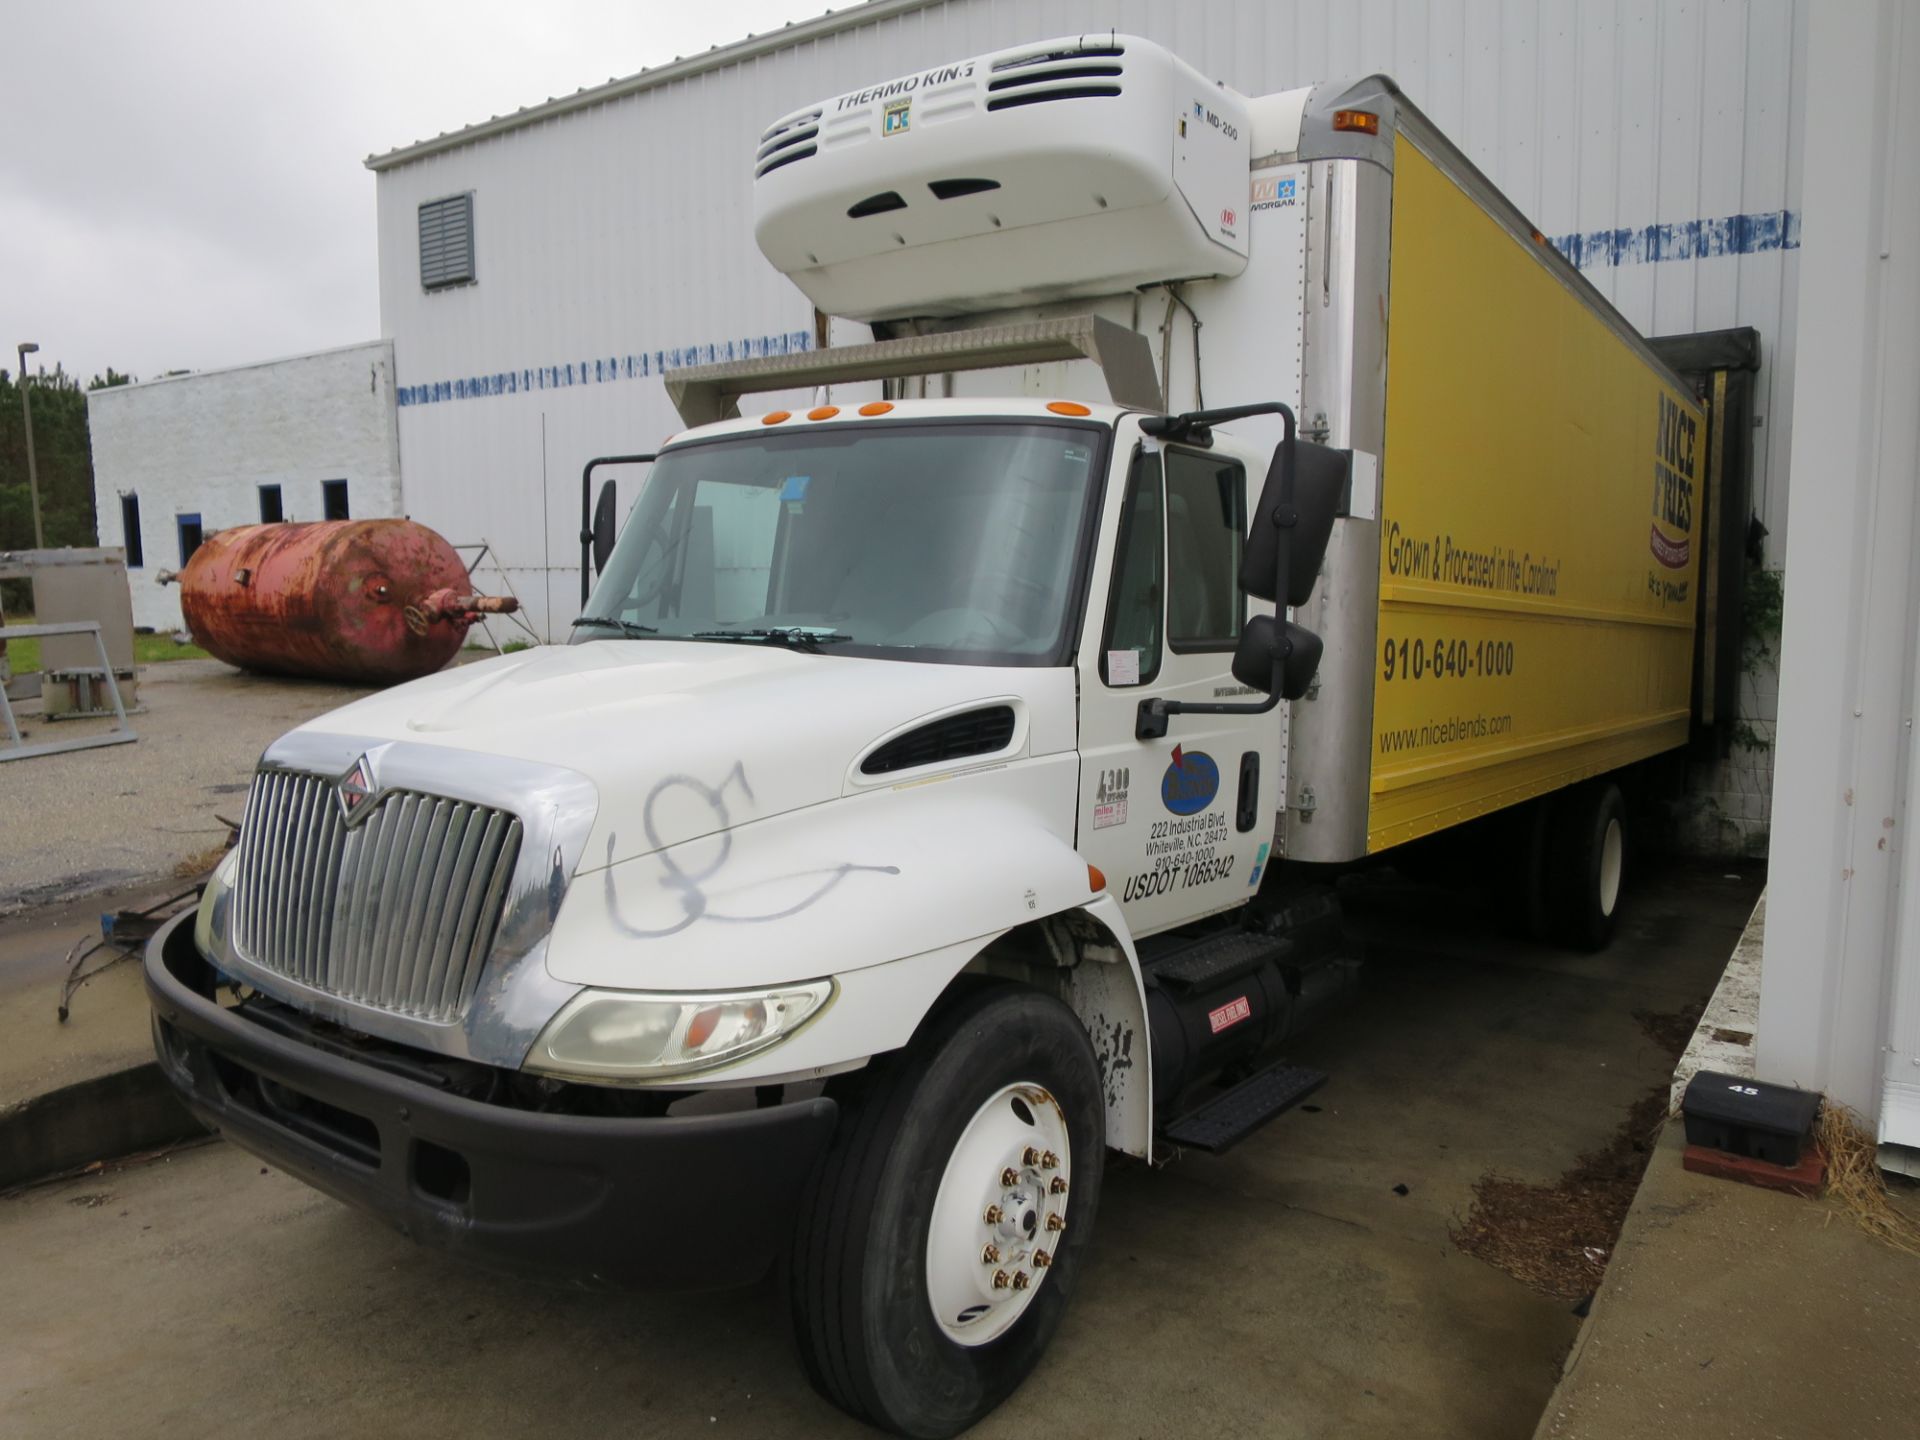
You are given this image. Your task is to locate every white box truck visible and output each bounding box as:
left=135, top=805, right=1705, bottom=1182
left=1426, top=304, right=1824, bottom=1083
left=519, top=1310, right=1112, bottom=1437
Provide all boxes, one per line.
left=148, top=34, right=1722, bottom=1437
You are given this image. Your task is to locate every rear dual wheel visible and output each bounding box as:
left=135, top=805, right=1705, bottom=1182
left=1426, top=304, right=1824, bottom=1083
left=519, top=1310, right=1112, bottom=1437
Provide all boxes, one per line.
left=789, top=986, right=1105, bottom=1438
left=1543, top=780, right=1629, bottom=952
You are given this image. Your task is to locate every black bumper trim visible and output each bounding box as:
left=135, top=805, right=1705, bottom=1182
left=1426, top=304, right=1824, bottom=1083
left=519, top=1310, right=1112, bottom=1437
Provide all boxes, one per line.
left=145, top=911, right=837, bottom=1290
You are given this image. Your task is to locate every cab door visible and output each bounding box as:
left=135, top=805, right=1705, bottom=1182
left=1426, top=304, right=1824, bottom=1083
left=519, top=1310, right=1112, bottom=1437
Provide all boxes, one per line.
left=1077, top=429, right=1281, bottom=939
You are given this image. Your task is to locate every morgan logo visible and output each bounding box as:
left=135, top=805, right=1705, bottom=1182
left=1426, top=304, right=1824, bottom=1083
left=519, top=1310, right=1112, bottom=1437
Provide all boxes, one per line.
left=336, top=756, right=376, bottom=824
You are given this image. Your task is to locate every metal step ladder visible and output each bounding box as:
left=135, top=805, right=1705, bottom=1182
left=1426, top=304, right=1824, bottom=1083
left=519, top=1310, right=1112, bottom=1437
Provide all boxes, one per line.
left=1159, top=1061, right=1327, bottom=1155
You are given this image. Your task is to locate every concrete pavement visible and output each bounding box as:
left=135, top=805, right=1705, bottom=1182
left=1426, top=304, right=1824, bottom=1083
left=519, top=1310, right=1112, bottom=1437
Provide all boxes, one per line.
left=0, top=659, right=373, bottom=917
left=1537, top=1122, right=1920, bottom=1439
left=0, top=864, right=1763, bottom=1439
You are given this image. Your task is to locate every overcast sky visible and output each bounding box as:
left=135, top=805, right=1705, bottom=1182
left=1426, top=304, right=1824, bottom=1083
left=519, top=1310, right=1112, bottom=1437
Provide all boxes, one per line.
left=1, top=0, right=827, bottom=384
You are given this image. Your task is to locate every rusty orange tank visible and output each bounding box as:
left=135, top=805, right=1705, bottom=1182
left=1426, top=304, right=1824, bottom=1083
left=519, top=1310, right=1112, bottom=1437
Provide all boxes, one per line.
left=169, top=519, right=518, bottom=684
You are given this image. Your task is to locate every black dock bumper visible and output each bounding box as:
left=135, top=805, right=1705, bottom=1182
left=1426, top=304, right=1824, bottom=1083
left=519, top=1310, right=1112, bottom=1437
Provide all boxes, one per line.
left=144, top=911, right=837, bottom=1291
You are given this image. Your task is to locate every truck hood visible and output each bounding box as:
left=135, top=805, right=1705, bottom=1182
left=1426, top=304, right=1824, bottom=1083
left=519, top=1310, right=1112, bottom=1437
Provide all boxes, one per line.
left=296, top=640, right=1077, bottom=871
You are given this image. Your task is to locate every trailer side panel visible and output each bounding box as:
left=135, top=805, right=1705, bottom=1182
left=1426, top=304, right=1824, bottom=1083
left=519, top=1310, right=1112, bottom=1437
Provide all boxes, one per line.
left=1367, top=134, right=1703, bottom=852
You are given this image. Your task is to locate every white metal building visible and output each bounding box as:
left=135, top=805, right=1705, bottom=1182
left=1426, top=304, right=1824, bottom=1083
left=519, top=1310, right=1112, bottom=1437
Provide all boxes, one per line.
left=1758, top=0, right=1920, bottom=1161
left=86, top=340, right=402, bottom=631
left=366, top=1, right=1805, bottom=693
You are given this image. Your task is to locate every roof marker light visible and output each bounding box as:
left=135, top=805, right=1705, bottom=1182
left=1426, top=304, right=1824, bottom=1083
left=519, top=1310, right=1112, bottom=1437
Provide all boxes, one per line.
left=807, top=405, right=841, bottom=420
left=1333, top=110, right=1379, bottom=135
left=1046, top=401, right=1091, bottom=416
left=858, top=401, right=894, bottom=416
left=761, top=410, right=792, bottom=425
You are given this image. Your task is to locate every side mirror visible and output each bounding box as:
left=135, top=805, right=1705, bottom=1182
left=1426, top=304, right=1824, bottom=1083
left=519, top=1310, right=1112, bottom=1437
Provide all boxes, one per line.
left=591, top=479, right=619, bottom=575
left=1242, top=440, right=1349, bottom=607
left=1232, top=614, right=1325, bottom=701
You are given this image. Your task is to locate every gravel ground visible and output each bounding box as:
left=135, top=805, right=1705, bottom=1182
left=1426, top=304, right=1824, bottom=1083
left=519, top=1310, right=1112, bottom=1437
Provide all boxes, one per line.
left=0, top=660, right=375, bottom=916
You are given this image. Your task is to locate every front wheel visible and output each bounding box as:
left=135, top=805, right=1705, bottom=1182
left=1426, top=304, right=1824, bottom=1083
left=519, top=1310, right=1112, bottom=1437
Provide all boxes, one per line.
left=788, top=985, right=1105, bottom=1438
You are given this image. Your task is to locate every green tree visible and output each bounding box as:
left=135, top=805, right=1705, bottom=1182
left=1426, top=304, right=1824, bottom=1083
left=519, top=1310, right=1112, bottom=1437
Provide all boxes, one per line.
left=0, top=362, right=129, bottom=556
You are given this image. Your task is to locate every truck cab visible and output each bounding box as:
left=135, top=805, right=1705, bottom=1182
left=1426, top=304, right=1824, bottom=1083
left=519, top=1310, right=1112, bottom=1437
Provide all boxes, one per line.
left=148, top=29, right=1706, bottom=1439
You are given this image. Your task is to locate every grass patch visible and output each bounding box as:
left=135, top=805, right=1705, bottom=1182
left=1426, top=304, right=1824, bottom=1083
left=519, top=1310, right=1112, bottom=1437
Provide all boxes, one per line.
left=1, top=615, right=206, bottom=674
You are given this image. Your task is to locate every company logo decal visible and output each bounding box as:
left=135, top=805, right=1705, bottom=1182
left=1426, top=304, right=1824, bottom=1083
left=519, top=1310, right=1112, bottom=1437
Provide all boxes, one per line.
left=882, top=96, right=911, bottom=136
left=1650, top=393, right=1697, bottom=580
left=1160, top=745, right=1220, bottom=816
left=1649, top=525, right=1690, bottom=570
left=1250, top=174, right=1298, bottom=212
left=336, top=756, right=376, bottom=824
left=1220, top=206, right=1237, bottom=228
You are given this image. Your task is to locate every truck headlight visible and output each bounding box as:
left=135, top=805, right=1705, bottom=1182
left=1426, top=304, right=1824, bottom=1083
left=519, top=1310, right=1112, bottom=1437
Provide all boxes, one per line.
left=526, top=979, right=835, bottom=1083
left=195, top=848, right=241, bottom=959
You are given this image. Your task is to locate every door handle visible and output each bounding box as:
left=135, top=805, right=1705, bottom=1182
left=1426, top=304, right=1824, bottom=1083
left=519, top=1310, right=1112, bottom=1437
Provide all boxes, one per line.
left=1237, top=751, right=1260, bottom=833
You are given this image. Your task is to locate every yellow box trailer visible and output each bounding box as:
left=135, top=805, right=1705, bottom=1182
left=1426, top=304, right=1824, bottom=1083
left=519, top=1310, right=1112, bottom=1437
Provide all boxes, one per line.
left=1367, top=135, right=1706, bottom=851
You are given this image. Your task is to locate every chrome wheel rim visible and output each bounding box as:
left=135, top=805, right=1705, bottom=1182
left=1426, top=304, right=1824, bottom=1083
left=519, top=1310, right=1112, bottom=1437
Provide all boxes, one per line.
left=1599, top=816, right=1624, bottom=916
left=925, top=1082, right=1072, bottom=1346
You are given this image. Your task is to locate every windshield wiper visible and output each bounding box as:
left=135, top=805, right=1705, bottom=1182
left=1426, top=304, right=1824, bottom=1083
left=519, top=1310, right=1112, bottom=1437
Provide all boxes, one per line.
left=690, top=627, right=854, bottom=651
left=572, top=615, right=659, bottom=638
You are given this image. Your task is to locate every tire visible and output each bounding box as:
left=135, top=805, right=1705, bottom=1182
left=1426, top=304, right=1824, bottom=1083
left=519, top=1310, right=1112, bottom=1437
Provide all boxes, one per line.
left=788, top=985, right=1106, bottom=1439
left=1547, top=781, right=1628, bottom=951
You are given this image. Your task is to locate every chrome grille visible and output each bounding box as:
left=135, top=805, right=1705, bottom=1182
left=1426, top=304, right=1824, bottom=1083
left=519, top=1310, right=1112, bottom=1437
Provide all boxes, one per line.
left=232, top=769, right=523, bottom=1023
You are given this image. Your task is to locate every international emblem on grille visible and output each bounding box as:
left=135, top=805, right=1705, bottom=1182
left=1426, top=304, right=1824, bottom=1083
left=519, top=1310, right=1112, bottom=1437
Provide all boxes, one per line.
left=336, top=756, right=376, bottom=823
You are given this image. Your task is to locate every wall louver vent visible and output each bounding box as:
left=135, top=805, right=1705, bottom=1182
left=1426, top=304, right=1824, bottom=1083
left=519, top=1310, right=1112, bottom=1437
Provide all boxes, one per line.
left=418, top=193, right=476, bottom=291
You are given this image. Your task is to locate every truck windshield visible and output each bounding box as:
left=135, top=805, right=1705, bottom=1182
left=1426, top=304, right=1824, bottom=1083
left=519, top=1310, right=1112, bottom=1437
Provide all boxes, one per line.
left=576, top=420, right=1105, bottom=665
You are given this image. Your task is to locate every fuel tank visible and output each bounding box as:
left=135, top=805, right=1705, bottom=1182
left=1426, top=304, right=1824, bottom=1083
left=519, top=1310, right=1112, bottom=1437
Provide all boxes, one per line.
left=170, top=520, right=518, bottom=685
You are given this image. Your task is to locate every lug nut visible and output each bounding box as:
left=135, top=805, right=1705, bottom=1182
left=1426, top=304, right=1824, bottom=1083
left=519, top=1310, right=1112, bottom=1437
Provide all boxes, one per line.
left=1045, top=1213, right=1065, bottom=1233
left=1000, top=1167, right=1019, bottom=1187
left=1050, top=1176, right=1068, bottom=1195
left=1040, top=1150, right=1060, bottom=1170
left=1012, top=1270, right=1031, bottom=1290
left=1023, top=1146, right=1041, bottom=1167
left=983, top=1204, right=1003, bottom=1225
left=992, top=1270, right=1010, bottom=1290
left=1033, top=1249, right=1053, bottom=1268
left=982, top=1244, right=1001, bottom=1265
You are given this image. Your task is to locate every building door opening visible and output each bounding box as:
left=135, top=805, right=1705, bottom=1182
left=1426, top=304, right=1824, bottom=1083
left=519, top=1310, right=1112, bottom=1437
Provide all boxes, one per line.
left=121, top=493, right=144, bottom=568
left=259, top=484, right=284, bottom=523
left=176, top=513, right=204, bottom=566
left=321, top=480, right=350, bottom=521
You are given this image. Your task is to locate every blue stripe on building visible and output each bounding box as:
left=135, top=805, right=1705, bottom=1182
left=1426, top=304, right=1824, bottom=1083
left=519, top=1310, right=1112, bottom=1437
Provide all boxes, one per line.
left=395, top=212, right=1798, bottom=408
left=1549, top=208, right=1800, bottom=270
left=396, top=329, right=815, bottom=408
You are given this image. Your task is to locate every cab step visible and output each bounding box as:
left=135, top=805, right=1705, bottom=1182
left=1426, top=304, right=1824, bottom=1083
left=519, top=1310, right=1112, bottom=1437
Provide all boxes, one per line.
left=1158, top=1061, right=1327, bottom=1155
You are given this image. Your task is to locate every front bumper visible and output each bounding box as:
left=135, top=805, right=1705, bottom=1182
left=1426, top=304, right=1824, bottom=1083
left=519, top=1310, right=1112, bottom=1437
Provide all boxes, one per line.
left=145, top=911, right=838, bottom=1290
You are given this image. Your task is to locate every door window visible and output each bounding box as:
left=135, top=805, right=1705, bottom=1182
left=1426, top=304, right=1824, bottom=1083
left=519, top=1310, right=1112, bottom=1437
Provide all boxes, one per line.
left=1165, top=449, right=1246, bottom=651
left=1100, top=450, right=1162, bottom=686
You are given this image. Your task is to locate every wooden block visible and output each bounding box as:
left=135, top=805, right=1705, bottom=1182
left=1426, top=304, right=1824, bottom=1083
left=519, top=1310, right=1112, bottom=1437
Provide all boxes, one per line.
left=1682, top=1141, right=1826, bottom=1199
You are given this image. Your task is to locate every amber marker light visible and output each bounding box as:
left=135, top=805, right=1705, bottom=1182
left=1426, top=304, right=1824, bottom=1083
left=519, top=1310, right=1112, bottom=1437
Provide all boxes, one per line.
left=1088, top=864, right=1107, bottom=893
left=1333, top=110, right=1380, bottom=134
left=1046, top=401, right=1092, bottom=416
left=761, top=410, right=792, bottom=425
left=858, top=401, right=894, bottom=416
left=807, top=405, right=841, bottom=420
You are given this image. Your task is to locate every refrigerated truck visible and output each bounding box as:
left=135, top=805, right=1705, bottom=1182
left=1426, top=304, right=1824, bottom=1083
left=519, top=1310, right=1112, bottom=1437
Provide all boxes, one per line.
left=147, top=34, right=1718, bottom=1438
